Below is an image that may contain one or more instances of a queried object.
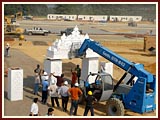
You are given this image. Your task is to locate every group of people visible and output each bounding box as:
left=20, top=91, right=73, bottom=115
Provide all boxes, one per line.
left=30, top=64, right=97, bottom=116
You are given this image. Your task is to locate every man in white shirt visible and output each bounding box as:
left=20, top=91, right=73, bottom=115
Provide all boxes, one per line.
left=48, top=80, right=60, bottom=107
left=30, top=98, right=39, bottom=116
left=58, top=81, right=69, bottom=112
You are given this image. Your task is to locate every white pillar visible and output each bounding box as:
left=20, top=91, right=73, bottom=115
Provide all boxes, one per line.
left=81, top=57, right=99, bottom=84
left=44, top=59, right=62, bottom=75
left=100, top=62, right=113, bottom=77
left=8, top=68, right=23, bottom=101
left=44, top=59, right=62, bottom=84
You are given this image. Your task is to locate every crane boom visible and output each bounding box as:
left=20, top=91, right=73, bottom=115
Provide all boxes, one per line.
left=78, top=39, right=154, bottom=83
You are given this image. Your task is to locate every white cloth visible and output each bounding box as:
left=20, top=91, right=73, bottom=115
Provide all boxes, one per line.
left=30, top=103, right=38, bottom=115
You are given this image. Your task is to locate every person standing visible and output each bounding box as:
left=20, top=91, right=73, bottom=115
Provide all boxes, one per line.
left=5, top=43, right=10, bottom=57
left=30, top=98, right=39, bottom=116
left=52, top=73, right=64, bottom=88
left=71, top=69, right=77, bottom=87
left=75, top=65, right=81, bottom=84
left=58, top=81, right=69, bottom=112
left=68, top=83, right=82, bottom=116
left=33, top=64, right=41, bottom=95
left=41, top=72, right=49, bottom=104
left=48, top=80, right=60, bottom=108
left=83, top=91, right=97, bottom=116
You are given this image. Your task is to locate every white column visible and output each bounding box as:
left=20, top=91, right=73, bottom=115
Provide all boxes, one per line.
left=100, top=62, right=113, bottom=77
left=8, top=68, right=23, bottom=101
left=44, top=59, right=62, bottom=84
left=44, top=59, right=62, bottom=75
left=81, top=57, right=99, bottom=84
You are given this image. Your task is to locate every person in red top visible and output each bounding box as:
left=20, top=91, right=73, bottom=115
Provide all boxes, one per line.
left=68, top=83, right=82, bottom=116
left=52, top=73, right=64, bottom=87
left=71, top=69, right=77, bottom=87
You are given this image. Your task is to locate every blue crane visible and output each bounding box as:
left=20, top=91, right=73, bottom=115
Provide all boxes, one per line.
left=78, top=39, right=156, bottom=114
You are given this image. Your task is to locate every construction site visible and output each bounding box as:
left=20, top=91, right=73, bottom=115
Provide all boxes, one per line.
left=3, top=14, right=157, bottom=117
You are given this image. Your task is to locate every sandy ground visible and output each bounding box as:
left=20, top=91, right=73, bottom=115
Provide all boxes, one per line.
left=3, top=20, right=157, bottom=117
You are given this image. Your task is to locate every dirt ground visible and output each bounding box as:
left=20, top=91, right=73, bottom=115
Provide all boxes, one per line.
left=3, top=21, right=157, bottom=117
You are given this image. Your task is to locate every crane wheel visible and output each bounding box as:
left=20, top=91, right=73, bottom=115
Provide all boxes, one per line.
left=106, top=98, right=124, bottom=116
left=28, top=32, right=32, bottom=36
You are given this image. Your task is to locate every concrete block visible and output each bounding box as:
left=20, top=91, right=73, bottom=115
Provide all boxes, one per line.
left=44, top=59, right=62, bottom=76
left=144, top=36, right=156, bottom=51
left=100, top=62, right=113, bottom=77
left=8, top=68, right=23, bottom=101
left=81, top=57, right=99, bottom=84
left=44, top=59, right=62, bottom=85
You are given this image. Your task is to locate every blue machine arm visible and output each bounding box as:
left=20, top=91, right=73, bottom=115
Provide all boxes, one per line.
left=78, top=39, right=156, bottom=114
left=78, top=39, right=133, bottom=71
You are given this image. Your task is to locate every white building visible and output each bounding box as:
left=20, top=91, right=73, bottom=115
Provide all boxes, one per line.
left=109, top=15, right=142, bottom=22
left=47, top=14, right=77, bottom=21
left=47, top=14, right=142, bottom=22
left=78, top=15, right=108, bottom=22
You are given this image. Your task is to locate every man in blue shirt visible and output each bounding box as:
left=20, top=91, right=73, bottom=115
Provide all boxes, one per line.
left=41, top=72, right=49, bottom=104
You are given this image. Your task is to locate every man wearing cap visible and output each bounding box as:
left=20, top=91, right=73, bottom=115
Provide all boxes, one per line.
left=83, top=91, right=97, bottom=116
left=68, top=83, right=82, bottom=116
left=41, top=72, right=49, bottom=104
left=58, top=81, right=69, bottom=112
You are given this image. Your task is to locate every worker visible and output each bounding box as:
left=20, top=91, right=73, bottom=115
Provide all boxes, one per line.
left=52, top=73, right=64, bottom=88
left=68, top=83, right=82, bottom=116
left=83, top=91, right=97, bottom=116
left=75, top=65, right=81, bottom=84
left=41, top=72, right=49, bottom=104
left=48, top=79, right=60, bottom=108
left=46, top=108, right=54, bottom=116
left=71, top=69, right=77, bottom=87
left=29, top=98, right=39, bottom=116
left=33, top=64, right=41, bottom=95
left=92, top=81, right=102, bottom=100
left=150, top=30, right=153, bottom=35
left=58, top=81, right=69, bottom=112
left=5, top=43, right=10, bottom=57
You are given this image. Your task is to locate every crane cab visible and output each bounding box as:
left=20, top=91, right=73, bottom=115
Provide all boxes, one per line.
left=80, top=72, right=114, bottom=102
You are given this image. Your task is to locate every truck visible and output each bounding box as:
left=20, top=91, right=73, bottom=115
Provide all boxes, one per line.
left=128, top=21, right=137, bottom=27
left=60, top=27, right=82, bottom=36
left=72, top=39, right=156, bottom=116
left=25, top=27, right=50, bottom=36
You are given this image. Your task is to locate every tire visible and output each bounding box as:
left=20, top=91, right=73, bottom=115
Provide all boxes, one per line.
left=28, top=32, right=32, bottom=36
left=106, top=98, right=124, bottom=116
left=44, top=32, right=48, bottom=36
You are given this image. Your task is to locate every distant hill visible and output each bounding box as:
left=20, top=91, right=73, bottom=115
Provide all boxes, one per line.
left=4, top=4, right=156, bottom=20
